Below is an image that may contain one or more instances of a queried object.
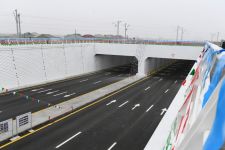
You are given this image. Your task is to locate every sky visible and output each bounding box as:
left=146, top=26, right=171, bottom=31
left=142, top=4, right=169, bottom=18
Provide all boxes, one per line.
left=0, top=0, right=224, bottom=41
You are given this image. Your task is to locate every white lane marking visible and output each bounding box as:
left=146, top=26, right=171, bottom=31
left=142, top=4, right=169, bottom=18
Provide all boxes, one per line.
left=106, top=100, right=117, bottom=106
left=164, top=89, right=169, bottom=93
left=159, top=78, right=163, bottom=82
left=146, top=105, right=154, bottom=112
left=108, top=142, right=117, bottom=150
left=118, top=101, right=129, bottom=108
left=144, top=86, right=151, bottom=91
left=132, top=104, right=140, bottom=110
left=64, top=93, right=76, bottom=98
left=105, top=72, right=111, bottom=75
left=117, top=74, right=122, bottom=77
left=0, top=111, right=2, bottom=114
left=174, top=80, right=177, bottom=84
left=79, top=79, right=89, bottom=83
left=31, top=88, right=44, bottom=92
left=53, top=92, right=67, bottom=97
left=37, top=89, right=52, bottom=93
left=93, top=81, right=102, bottom=84
left=46, top=90, right=59, bottom=95
left=56, top=131, right=82, bottom=149
left=161, top=108, right=167, bottom=115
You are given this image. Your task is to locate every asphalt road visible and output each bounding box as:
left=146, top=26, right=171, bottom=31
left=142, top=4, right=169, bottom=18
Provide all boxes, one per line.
left=2, top=60, right=194, bottom=150
left=0, top=65, right=132, bottom=121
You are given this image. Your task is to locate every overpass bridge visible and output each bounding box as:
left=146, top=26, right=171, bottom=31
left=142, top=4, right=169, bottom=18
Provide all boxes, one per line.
left=94, top=43, right=201, bottom=75
left=0, top=42, right=224, bottom=150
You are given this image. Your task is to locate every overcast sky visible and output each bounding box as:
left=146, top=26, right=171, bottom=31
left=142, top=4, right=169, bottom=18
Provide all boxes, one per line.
left=0, top=0, right=224, bottom=40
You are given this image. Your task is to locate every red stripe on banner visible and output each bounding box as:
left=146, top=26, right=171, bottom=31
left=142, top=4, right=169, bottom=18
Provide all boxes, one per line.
left=179, top=88, right=193, bottom=112
left=176, top=116, right=184, bottom=141
left=181, top=105, right=191, bottom=133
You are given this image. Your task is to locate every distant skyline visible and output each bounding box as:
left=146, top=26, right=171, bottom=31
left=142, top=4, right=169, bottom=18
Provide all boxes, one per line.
left=0, top=0, right=224, bottom=41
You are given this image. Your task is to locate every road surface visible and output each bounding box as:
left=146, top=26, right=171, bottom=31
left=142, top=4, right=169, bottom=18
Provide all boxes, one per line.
left=1, top=60, right=194, bottom=150
left=0, top=65, right=131, bottom=121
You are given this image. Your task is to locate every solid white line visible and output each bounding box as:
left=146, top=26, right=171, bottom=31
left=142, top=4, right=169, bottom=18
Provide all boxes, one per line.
left=119, top=101, right=129, bottom=107
left=37, top=89, right=52, bottom=93
left=93, top=81, right=102, bottom=84
left=146, top=105, right=154, bottom=112
left=108, top=142, right=117, bottom=150
left=174, top=80, right=177, bottom=84
left=79, top=79, right=88, bottom=82
left=46, top=90, right=59, bottom=95
left=53, top=92, right=67, bottom=97
left=31, top=88, right=44, bottom=92
left=144, top=86, right=151, bottom=91
left=164, top=89, right=169, bottom=93
left=56, top=132, right=82, bottom=149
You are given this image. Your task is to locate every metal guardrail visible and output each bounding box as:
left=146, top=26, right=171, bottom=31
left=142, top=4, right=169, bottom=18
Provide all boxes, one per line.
left=0, top=38, right=206, bottom=46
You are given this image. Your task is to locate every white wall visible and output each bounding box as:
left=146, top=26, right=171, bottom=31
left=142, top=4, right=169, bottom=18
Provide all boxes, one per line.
left=0, top=44, right=132, bottom=91
left=95, top=43, right=201, bottom=60
left=0, top=43, right=200, bottom=90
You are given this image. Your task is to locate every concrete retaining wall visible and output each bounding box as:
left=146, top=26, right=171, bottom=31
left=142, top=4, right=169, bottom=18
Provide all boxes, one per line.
left=0, top=44, right=132, bottom=91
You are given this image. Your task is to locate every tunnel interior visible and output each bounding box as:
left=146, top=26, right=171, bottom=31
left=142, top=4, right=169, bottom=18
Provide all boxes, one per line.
left=95, top=54, right=138, bottom=75
left=143, top=57, right=195, bottom=76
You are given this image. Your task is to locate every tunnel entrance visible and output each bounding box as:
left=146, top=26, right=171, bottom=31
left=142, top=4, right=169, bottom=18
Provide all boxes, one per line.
left=95, top=54, right=138, bottom=75
left=141, top=57, right=195, bottom=76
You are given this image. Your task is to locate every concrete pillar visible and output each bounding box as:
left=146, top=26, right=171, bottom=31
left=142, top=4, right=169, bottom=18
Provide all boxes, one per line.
left=137, top=57, right=147, bottom=76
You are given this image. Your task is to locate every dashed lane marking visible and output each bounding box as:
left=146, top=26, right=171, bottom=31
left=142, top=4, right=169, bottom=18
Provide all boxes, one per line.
left=53, top=92, right=67, bottom=97
left=46, top=90, right=59, bottom=95
left=55, top=131, right=82, bottom=149
left=64, top=93, right=76, bottom=98
left=108, top=142, right=117, bottom=150
left=164, top=89, right=169, bottom=93
left=93, top=81, right=102, bottom=84
left=146, top=105, right=154, bottom=112
left=31, top=88, right=44, bottom=92
left=118, top=101, right=129, bottom=108
left=37, top=89, right=52, bottom=94
left=79, top=79, right=89, bottom=83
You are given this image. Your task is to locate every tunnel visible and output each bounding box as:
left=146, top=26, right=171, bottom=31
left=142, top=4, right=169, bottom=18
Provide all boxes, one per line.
left=95, top=54, right=138, bottom=75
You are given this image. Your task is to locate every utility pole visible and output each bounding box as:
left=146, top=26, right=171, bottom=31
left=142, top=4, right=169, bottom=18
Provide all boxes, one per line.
left=217, top=32, right=220, bottom=42
left=74, top=29, right=77, bottom=39
left=176, top=26, right=180, bottom=41
left=13, top=9, right=19, bottom=37
left=124, top=23, right=129, bottom=39
left=180, top=27, right=184, bottom=41
left=18, top=13, right=21, bottom=38
left=114, top=20, right=122, bottom=36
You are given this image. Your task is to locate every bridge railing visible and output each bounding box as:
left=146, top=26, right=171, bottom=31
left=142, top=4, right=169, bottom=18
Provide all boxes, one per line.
left=0, top=38, right=205, bottom=46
